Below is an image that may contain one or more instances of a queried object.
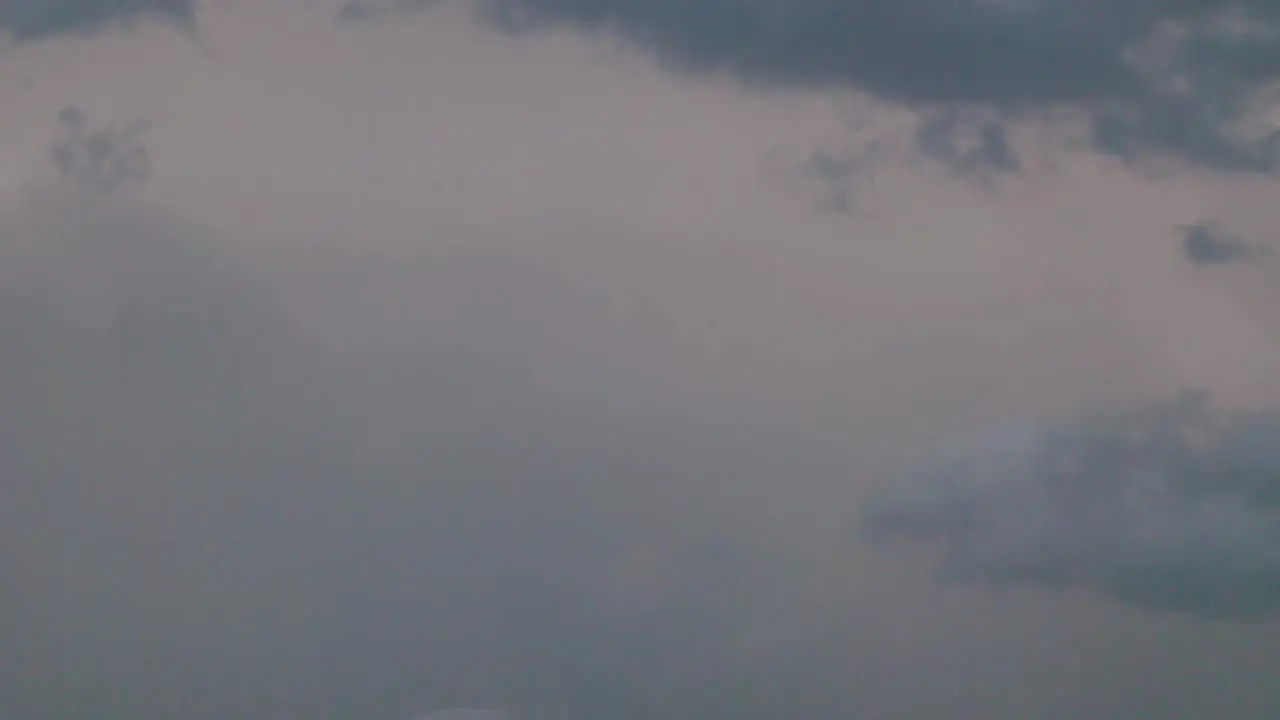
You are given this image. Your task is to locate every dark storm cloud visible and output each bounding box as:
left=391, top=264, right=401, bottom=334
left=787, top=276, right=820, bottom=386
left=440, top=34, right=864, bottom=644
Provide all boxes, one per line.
left=1179, top=219, right=1266, bottom=266
left=860, top=393, right=1280, bottom=621
left=341, top=0, right=1280, bottom=173
left=0, top=0, right=194, bottom=41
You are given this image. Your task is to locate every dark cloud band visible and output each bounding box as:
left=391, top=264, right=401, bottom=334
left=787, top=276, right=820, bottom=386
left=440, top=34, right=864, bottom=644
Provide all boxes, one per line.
left=16, top=1, right=1280, bottom=175
left=343, top=0, right=1280, bottom=173
left=0, top=0, right=194, bottom=41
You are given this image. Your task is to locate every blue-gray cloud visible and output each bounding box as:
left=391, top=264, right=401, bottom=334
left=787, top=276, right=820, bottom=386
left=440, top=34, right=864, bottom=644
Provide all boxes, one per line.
left=0, top=0, right=194, bottom=41
left=861, top=393, right=1280, bottom=620
left=341, top=0, right=1280, bottom=174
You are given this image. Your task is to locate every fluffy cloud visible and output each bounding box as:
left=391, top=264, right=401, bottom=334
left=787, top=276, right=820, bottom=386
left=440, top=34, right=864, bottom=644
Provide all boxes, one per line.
left=860, top=393, right=1280, bottom=620
left=341, top=0, right=1280, bottom=174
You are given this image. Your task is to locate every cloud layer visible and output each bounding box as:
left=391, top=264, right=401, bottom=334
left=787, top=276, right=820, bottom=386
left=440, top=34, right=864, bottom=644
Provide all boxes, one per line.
left=861, top=393, right=1280, bottom=620
left=0, top=114, right=870, bottom=720
left=0, top=0, right=193, bottom=41
left=341, top=0, right=1280, bottom=173
left=19, top=1, right=1280, bottom=175
left=8, top=11, right=1280, bottom=715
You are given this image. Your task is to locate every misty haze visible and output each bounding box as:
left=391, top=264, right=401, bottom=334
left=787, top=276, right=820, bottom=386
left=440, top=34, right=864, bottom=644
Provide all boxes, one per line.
left=3, top=2, right=1280, bottom=719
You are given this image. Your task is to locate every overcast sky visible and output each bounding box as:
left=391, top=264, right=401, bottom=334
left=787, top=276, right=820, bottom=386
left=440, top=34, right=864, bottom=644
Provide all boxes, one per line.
left=3, top=2, right=1280, bottom=719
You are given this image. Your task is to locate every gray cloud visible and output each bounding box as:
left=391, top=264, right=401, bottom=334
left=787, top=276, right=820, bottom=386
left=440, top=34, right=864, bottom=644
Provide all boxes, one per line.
left=1180, top=219, right=1267, bottom=266
left=1, top=118, right=870, bottom=720
left=341, top=0, right=1280, bottom=173
left=0, top=0, right=194, bottom=41
left=915, top=107, right=1021, bottom=180
left=337, top=0, right=442, bottom=21
left=49, top=106, right=152, bottom=195
left=797, top=145, right=883, bottom=214
left=413, top=708, right=507, bottom=720
left=860, top=392, right=1280, bottom=620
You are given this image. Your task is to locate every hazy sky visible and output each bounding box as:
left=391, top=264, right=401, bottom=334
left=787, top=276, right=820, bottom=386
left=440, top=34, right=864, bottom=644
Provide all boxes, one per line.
left=4, top=2, right=1280, bottom=719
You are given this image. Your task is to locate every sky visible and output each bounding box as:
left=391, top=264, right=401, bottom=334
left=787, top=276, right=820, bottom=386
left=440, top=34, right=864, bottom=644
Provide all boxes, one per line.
left=3, top=1, right=1280, bottom=718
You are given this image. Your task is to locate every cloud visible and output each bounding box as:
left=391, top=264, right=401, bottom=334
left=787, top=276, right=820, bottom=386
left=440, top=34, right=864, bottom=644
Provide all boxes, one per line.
left=1179, top=219, right=1267, bottom=266
left=341, top=0, right=1280, bottom=174
left=0, top=114, right=869, bottom=720
left=797, top=145, right=883, bottom=213
left=48, top=106, right=153, bottom=195
left=914, top=107, right=1021, bottom=180
left=860, top=392, right=1280, bottom=620
left=413, top=709, right=506, bottom=720
left=337, top=0, right=443, bottom=21
left=0, top=0, right=195, bottom=41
